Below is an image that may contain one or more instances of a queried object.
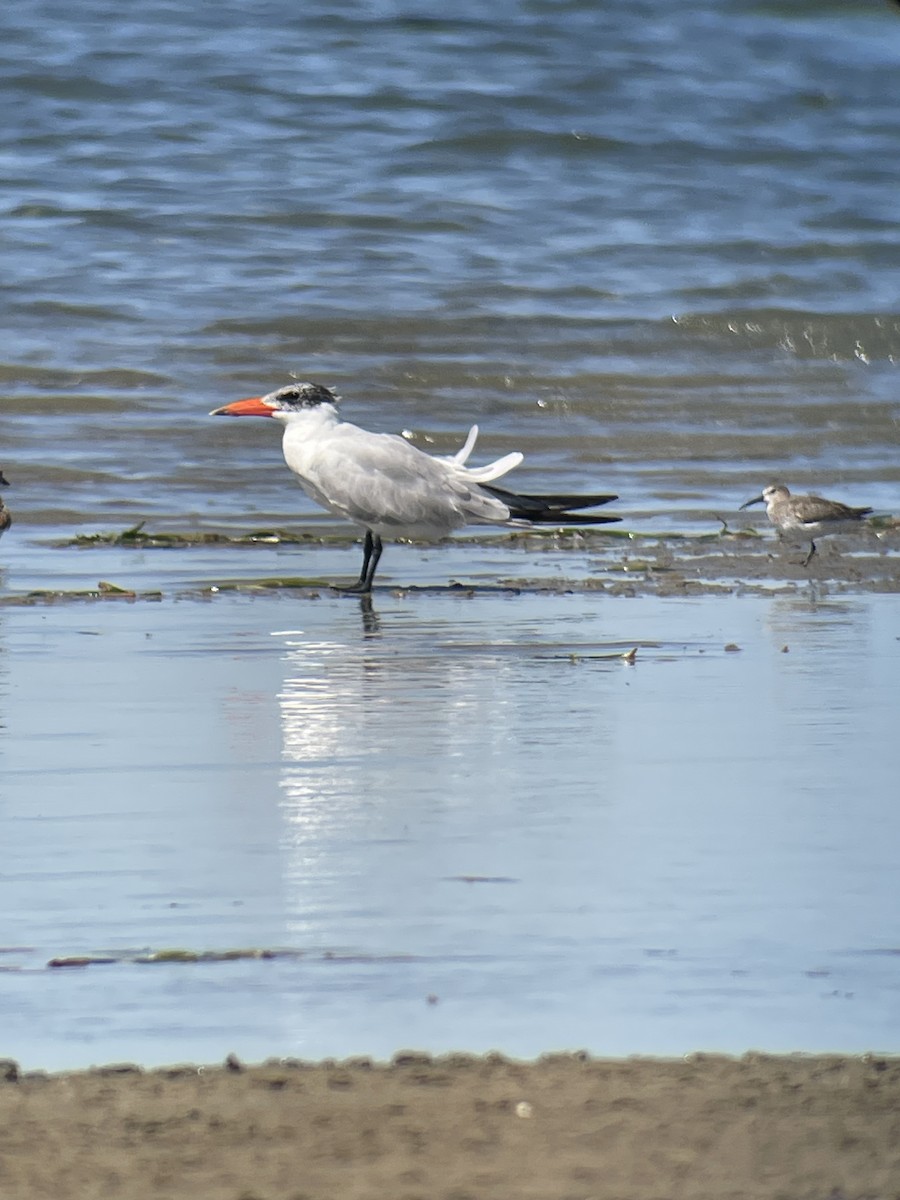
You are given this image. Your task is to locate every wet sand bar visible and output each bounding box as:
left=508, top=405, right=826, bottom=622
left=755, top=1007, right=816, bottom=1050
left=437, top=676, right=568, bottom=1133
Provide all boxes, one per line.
left=1, top=1052, right=898, bottom=1198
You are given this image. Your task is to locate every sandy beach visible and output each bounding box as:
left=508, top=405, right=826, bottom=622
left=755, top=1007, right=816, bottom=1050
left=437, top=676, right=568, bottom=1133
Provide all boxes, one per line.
left=1, top=1052, right=898, bottom=1199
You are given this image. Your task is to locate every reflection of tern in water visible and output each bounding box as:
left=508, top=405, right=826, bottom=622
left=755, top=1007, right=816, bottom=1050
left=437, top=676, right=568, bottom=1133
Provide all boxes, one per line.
left=212, top=382, right=620, bottom=593
left=740, top=482, right=873, bottom=567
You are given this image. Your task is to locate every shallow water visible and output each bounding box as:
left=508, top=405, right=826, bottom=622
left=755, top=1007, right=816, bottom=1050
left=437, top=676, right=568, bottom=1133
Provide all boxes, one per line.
left=1, top=580, right=897, bottom=1070
left=2, top=0, right=900, bottom=538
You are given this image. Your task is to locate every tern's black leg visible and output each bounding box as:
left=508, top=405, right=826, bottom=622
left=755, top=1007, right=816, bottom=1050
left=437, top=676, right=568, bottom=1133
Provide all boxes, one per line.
left=363, top=533, right=383, bottom=590
left=332, top=530, right=384, bottom=595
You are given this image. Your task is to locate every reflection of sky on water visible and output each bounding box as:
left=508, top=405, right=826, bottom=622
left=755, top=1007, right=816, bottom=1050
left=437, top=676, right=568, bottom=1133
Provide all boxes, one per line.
left=266, top=593, right=899, bottom=1059
left=273, top=610, right=619, bottom=959
left=1, top=591, right=897, bottom=1068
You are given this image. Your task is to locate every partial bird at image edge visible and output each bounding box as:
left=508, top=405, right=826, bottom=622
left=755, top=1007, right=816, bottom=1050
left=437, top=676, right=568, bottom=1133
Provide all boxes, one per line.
left=0, top=470, right=11, bottom=538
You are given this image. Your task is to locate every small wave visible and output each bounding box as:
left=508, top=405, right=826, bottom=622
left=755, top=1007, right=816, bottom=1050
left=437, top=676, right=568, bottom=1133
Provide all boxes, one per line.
left=672, top=310, right=900, bottom=363
left=403, top=128, right=628, bottom=160
left=0, top=364, right=171, bottom=390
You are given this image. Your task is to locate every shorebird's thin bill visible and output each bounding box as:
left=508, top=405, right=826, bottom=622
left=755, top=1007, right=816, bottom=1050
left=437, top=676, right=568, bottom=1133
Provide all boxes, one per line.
left=210, top=397, right=274, bottom=417
left=740, top=494, right=765, bottom=510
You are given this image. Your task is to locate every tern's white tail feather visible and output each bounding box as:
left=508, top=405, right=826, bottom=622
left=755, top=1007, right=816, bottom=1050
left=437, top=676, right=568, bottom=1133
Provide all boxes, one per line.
left=448, top=424, right=479, bottom=465
left=440, top=424, right=523, bottom=483
left=461, top=450, right=524, bottom=483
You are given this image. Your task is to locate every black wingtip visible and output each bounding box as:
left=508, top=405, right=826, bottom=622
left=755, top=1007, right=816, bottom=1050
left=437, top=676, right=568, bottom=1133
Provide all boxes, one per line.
left=482, top=484, right=619, bottom=518
left=529, top=513, right=622, bottom=526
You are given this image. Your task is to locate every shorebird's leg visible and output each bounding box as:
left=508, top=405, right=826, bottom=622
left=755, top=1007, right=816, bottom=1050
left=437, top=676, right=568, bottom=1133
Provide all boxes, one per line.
left=801, top=539, right=817, bottom=568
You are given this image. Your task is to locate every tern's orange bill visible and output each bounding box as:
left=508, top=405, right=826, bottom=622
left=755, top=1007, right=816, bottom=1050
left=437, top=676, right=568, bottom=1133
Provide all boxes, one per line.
left=209, top=397, right=274, bottom=417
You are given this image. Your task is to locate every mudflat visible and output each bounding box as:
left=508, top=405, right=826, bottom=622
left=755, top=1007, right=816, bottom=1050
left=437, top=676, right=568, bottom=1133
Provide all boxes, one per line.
left=1, top=1052, right=898, bottom=1199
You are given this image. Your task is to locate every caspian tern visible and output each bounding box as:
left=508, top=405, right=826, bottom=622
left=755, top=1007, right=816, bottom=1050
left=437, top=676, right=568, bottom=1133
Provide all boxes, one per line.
left=211, top=382, right=620, bottom=593
left=0, top=471, right=10, bottom=537
left=740, top=482, right=872, bottom=566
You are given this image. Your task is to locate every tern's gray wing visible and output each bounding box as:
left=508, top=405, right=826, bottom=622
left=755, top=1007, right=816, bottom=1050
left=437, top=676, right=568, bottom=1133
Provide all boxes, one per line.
left=299, top=428, right=511, bottom=533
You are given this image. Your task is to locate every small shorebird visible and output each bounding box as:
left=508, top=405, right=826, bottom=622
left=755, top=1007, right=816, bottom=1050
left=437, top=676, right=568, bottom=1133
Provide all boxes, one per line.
left=0, top=471, right=10, bottom=537
left=740, top=482, right=872, bottom=566
left=212, top=382, right=620, bottom=593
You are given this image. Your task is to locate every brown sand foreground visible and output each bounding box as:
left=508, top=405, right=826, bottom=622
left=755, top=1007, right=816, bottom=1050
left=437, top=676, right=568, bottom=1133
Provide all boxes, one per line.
left=1, top=1053, right=899, bottom=1199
